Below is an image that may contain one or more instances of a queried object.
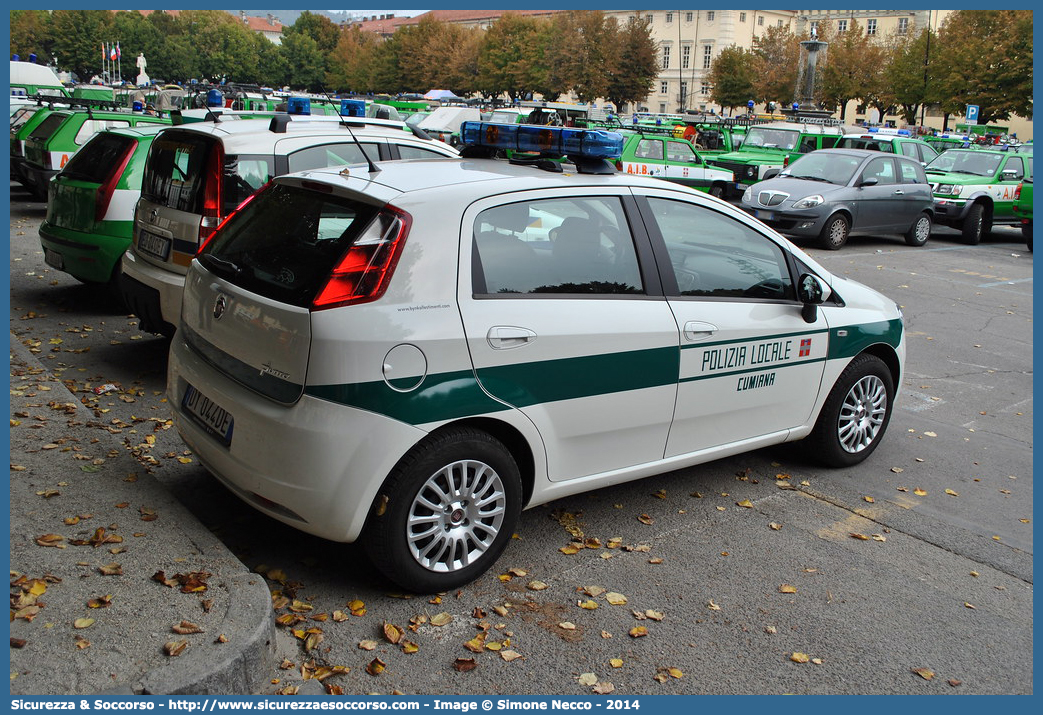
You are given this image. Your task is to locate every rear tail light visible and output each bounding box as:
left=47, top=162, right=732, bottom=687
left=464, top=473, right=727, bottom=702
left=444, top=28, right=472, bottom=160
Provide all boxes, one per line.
left=783, top=155, right=791, bottom=168
left=199, top=144, right=225, bottom=244
left=615, top=159, right=623, bottom=171
left=1014, top=182, right=1022, bottom=200
left=311, top=206, right=412, bottom=311
left=95, top=140, right=137, bottom=223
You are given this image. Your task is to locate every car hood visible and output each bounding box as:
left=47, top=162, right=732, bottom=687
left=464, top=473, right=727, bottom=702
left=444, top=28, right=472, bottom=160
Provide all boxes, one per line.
left=923, top=171, right=997, bottom=186
left=713, top=147, right=792, bottom=163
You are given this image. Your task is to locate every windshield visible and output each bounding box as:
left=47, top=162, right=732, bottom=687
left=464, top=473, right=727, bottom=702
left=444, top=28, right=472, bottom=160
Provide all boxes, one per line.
left=742, top=127, right=800, bottom=151
left=779, top=152, right=863, bottom=185
left=926, top=150, right=1003, bottom=177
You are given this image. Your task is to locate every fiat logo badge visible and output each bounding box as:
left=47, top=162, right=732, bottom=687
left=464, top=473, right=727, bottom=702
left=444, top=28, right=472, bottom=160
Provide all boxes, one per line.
left=213, top=294, right=228, bottom=320
left=148, top=208, right=159, bottom=223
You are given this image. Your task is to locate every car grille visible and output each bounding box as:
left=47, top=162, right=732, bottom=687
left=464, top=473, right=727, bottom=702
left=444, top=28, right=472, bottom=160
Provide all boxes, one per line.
left=757, top=190, right=789, bottom=207
left=710, top=161, right=747, bottom=179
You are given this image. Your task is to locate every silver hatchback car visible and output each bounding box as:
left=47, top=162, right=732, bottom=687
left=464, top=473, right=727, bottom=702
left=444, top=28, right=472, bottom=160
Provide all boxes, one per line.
left=740, top=148, right=934, bottom=249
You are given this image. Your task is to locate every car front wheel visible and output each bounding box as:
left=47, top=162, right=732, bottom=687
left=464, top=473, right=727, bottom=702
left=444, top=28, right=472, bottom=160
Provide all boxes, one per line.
left=819, top=214, right=850, bottom=250
left=961, top=203, right=988, bottom=245
left=806, top=354, right=894, bottom=468
left=904, top=212, right=932, bottom=246
left=363, top=428, right=522, bottom=593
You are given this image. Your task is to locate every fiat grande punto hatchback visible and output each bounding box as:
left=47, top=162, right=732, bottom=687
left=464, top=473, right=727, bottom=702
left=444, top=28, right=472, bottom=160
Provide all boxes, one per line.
left=168, top=122, right=905, bottom=593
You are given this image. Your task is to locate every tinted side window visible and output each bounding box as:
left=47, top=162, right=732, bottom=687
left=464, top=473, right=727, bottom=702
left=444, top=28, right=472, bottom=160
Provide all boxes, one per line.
left=900, top=142, right=919, bottom=158
left=60, top=133, right=136, bottom=183
left=799, top=136, right=818, bottom=153
left=647, top=198, right=794, bottom=300
left=862, top=157, right=897, bottom=185
left=919, top=143, right=939, bottom=163
left=286, top=142, right=381, bottom=173
left=28, top=113, right=66, bottom=140
left=1004, top=156, right=1025, bottom=180
left=635, top=139, right=664, bottom=160
left=224, top=154, right=275, bottom=214
left=473, top=197, right=643, bottom=296
left=897, top=159, right=925, bottom=184
left=666, top=141, right=697, bottom=163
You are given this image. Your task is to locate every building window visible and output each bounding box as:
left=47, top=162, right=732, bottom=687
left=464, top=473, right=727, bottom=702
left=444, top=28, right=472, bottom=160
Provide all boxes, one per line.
left=646, top=14, right=653, bottom=24
left=867, top=19, right=877, bottom=35
left=681, top=45, right=691, bottom=69
left=758, top=16, right=764, bottom=27
left=740, top=12, right=747, bottom=23
left=666, top=12, right=673, bottom=23
left=662, top=45, right=671, bottom=70
left=700, top=82, right=710, bottom=96
left=897, top=18, right=908, bottom=35
left=837, top=19, right=847, bottom=33
left=680, top=81, right=688, bottom=100
left=703, top=45, right=712, bottom=69
left=686, top=12, right=693, bottom=22
left=660, top=81, right=669, bottom=95
left=810, top=21, right=818, bottom=36
left=707, top=11, right=715, bottom=22
left=659, top=103, right=667, bottom=113
left=777, top=20, right=784, bottom=28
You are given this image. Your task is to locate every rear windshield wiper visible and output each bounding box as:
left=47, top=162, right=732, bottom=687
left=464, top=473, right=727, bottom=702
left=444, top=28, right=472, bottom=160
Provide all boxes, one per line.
left=200, top=254, right=241, bottom=280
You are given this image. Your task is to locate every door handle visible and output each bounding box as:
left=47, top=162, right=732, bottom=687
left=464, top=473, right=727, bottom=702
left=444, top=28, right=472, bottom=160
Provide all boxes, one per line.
left=487, top=326, right=537, bottom=350
left=892, top=189, right=905, bottom=195
left=683, top=321, right=718, bottom=342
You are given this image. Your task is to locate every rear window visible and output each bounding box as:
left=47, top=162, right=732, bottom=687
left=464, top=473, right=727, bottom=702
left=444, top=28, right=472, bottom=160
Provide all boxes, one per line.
left=838, top=137, right=895, bottom=153
left=199, top=183, right=380, bottom=307
left=11, top=106, right=39, bottom=130
left=28, top=113, right=66, bottom=141
left=60, top=132, right=137, bottom=183
left=141, top=131, right=274, bottom=215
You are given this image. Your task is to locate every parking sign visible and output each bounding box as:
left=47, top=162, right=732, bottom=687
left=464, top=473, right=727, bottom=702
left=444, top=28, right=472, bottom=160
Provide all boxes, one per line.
left=966, top=104, right=980, bottom=125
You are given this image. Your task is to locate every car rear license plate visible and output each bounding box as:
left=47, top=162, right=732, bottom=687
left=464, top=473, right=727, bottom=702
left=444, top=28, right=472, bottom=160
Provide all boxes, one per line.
left=755, top=210, right=775, bottom=221
left=137, top=229, right=171, bottom=261
left=182, top=384, right=234, bottom=446
left=44, top=248, right=64, bottom=270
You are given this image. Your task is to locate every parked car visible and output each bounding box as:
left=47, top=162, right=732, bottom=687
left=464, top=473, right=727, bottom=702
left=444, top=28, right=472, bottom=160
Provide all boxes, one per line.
left=38, top=124, right=168, bottom=292
left=740, top=148, right=934, bottom=249
left=417, top=106, right=482, bottom=145
left=835, top=128, right=939, bottom=165
left=925, top=147, right=1032, bottom=244
left=166, top=121, right=905, bottom=592
left=708, top=121, right=844, bottom=197
left=616, top=131, right=733, bottom=196
left=21, top=107, right=169, bottom=200
left=11, top=101, right=62, bottom=184
left=121, top=114, right=460, bottom=336
left=1013, top=178, right=1032, bottom=251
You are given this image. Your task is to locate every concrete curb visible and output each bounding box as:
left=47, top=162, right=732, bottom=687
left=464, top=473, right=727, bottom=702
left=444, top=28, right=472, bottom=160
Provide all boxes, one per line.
left=10, top=332, right=276, bottom=695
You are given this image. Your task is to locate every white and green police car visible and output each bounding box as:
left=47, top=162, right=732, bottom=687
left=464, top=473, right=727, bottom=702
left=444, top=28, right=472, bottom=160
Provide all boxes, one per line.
left=168, top=122, right=905, bottom=592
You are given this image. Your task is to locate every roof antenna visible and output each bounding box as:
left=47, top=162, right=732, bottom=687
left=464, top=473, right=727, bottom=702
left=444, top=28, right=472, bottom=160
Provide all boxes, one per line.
left=321, top=87, right=380, bottom=174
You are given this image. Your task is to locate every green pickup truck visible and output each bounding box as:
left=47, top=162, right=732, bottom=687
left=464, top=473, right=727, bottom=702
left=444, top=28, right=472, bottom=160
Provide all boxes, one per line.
left=707, top=121, right=844, bottom=197
left=615, top=131, right=733, bottom=197
left=925, top=147, right=1032, bottom=244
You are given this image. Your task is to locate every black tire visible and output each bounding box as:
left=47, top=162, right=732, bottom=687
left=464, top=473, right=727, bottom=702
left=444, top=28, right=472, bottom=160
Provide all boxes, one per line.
left=819, top=214, right=850, bottom=250
left=1022, top=222, right=1032, bottom=252
left=961, top=203, right=987, bottom=245
left=363, top=428, right=522, bottom=593
left=806, top=353, right=894, bottom=468
left=708, top=184, right=726, bottom=199
left=904, top=212, right=932, bottom=247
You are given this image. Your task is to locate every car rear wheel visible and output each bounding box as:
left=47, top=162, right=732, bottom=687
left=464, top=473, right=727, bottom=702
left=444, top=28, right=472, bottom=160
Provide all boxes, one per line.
left=364, top=428, right=522, bottom=593
left=806, top=353, right=894, bottom=468
left=819, top=214, right=850, bottom=250
left=961, top=203, right=989, bottom=245
left=904, top=212, right=932, bottom=247
left=709, top=184, right=726, bottom=199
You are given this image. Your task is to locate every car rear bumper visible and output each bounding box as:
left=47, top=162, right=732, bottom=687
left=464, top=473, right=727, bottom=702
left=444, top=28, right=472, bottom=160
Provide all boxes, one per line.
left=120, top=249, right=183, bottom=335
left=167, top=335, right=428, bottom=543
left=39, top=221, right=129, bottom=283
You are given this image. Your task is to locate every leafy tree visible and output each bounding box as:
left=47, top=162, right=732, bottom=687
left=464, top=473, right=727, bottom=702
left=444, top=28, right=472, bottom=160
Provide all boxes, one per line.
left=110, top=11, right=165, bottom=82
left=284, top=11, right=341, bottom=54
left=10, top=11, right=54, bottom=64
left=751, top=25, right=800, bottom=108
left=604, top=16, right=658, bottom=112
left=145, top=11, right=197, bottom=82
left=933, top=10, right=1033, bottom=124
left=326, top=25, right=381, bottom=93
left=707, top=45, right=757, bottom=113
left=253, top=33, right=289, bottom=89
left=542, top=12, right=584, bottom=100
left=475, top=13, right=547, bottom=101
left=818, top=19, right=880, bottom=120
left=882, top=28, right=934, bottom=126
left=47, top=10, right=113, bottom=79
left=567, top=11, right=616, bottom=104
left=441, top=26, right=484, bottom=95
left=279, top=32, right=325, bottom=91
left=183, top=11, right=260, bottom=85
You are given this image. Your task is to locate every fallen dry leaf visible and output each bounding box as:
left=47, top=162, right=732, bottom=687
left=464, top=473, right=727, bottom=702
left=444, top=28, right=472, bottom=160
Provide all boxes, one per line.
left=779, top=584, right=797, bottom=594
left=172, top=620, right=204, bottom=634
left=453, top=658, right=477, bottom=673
left=164, top=640, right=188, bottom=657
left=790, top=652, right=810, bottom=663
left=365, top=658, right=386, bottom=676
left=911, top=667, right=935, bottom=681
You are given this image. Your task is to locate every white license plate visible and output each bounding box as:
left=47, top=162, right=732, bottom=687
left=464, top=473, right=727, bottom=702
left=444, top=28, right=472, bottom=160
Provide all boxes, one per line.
left=182, top=384, right=234, bottom=446
left=755, top=210, right=775, bottom=221
left=44, top=248, right=64, bottom=270
left=137, top=229, right=171, bottom=261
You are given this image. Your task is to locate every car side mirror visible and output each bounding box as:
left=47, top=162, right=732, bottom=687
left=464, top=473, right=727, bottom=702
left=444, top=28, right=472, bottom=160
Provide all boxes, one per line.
left=1001, top=169, right=1020, bottom=180
left=797, top=273, right=831, bottom=323
left=763, top=168, right=780, bottom=180
left=859, top=177, right=879, bottom=187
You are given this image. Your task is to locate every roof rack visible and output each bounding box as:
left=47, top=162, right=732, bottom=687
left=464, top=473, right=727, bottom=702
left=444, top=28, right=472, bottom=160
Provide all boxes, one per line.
left=25, top=93, right=126, bottom=111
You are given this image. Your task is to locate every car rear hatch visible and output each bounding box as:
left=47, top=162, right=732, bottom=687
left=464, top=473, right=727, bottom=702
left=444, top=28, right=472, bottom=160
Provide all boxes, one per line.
left=23, top=111, right=67, bottom=169
left=182, top=180, right=403, bottom=404
left=46, top=132, right=138, bottom=231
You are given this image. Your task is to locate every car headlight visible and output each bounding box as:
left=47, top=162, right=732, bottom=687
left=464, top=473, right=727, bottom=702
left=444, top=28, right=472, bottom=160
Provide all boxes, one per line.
left=792, top=195, right=824, bottom=209
left=742, top=186, right=753, bottom=203
left=745, top=166, right=757, bottom=179
left=935, top=184, right=959, bottom=195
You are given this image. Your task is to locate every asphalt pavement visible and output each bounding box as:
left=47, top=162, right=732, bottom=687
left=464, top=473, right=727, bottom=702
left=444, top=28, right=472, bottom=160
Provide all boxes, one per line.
left=9, top=333, right=276, bottom=695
